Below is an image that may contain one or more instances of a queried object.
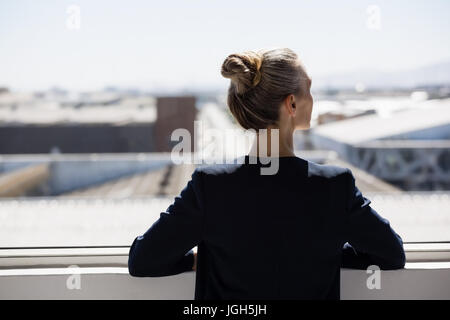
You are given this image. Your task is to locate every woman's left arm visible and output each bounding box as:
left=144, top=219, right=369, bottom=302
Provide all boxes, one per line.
left=128, top=168, right=204, bottom=277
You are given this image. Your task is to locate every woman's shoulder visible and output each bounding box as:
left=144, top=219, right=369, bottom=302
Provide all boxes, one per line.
left=306, top=159, right=350, bottom=179
left=194, top=161, right=245, bottom=176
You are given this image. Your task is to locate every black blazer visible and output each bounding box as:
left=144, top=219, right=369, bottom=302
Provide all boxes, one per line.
left=128, top=155, right=405, bottom=300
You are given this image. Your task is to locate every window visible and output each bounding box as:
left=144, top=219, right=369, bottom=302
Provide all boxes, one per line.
left=0, top=1, right=449, bottom=274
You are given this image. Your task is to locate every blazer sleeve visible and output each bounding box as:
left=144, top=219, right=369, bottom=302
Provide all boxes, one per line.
left=128, top=167, right=204, bottom=277
left=341, top=169, right=406, bottom=270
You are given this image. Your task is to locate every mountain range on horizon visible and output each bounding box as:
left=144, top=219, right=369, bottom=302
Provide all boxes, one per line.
left=312, top=60, right=450, bottom=89
left=5, top=60, right=449, bottom=94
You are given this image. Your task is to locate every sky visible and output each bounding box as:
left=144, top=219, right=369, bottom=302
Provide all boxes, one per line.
left=0, top=0, right=449, bottom=91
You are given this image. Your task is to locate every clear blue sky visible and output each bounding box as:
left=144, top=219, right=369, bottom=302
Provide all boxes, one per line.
left=1, top=0, right=449, bottom=91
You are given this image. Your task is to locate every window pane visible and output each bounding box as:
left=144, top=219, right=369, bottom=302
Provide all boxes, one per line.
left=1, top=1, right=449, bottom=247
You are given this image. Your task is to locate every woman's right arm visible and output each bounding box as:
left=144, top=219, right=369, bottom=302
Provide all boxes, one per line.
left=341, top=169, right=406, bottom=270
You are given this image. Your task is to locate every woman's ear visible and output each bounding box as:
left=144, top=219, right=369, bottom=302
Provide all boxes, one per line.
left=284, top=94, right=296, bottom=117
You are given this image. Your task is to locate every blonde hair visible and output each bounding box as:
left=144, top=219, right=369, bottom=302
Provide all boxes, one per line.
left=221, top=47, right=309, bottom=130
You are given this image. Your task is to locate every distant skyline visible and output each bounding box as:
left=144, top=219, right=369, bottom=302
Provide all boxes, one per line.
left=1, top=0, right=450, bottom=91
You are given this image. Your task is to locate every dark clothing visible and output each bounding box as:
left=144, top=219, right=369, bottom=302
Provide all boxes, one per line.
left=128, top=155, right=405, bottom=299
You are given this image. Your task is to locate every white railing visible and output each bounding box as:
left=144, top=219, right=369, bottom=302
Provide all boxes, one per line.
left=0, top=246, right=449, bottom=299
left=0, top=264, right=450, bottom=300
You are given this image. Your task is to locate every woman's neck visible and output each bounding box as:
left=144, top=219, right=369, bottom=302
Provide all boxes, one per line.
left=248, top=126, right=295, bottom=158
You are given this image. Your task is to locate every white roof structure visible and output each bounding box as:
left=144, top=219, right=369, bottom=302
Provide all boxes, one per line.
left=0, top=193, right=449, bottom=247
left=0, top=198, right=171, bottom=247
left=311, top=98, right=450, bottom=145
left=0, top=105, right=157, bottom=125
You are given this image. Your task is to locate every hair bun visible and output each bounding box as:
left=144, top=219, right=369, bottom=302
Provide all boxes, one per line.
left=221, top=51, right=263, bottom=94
